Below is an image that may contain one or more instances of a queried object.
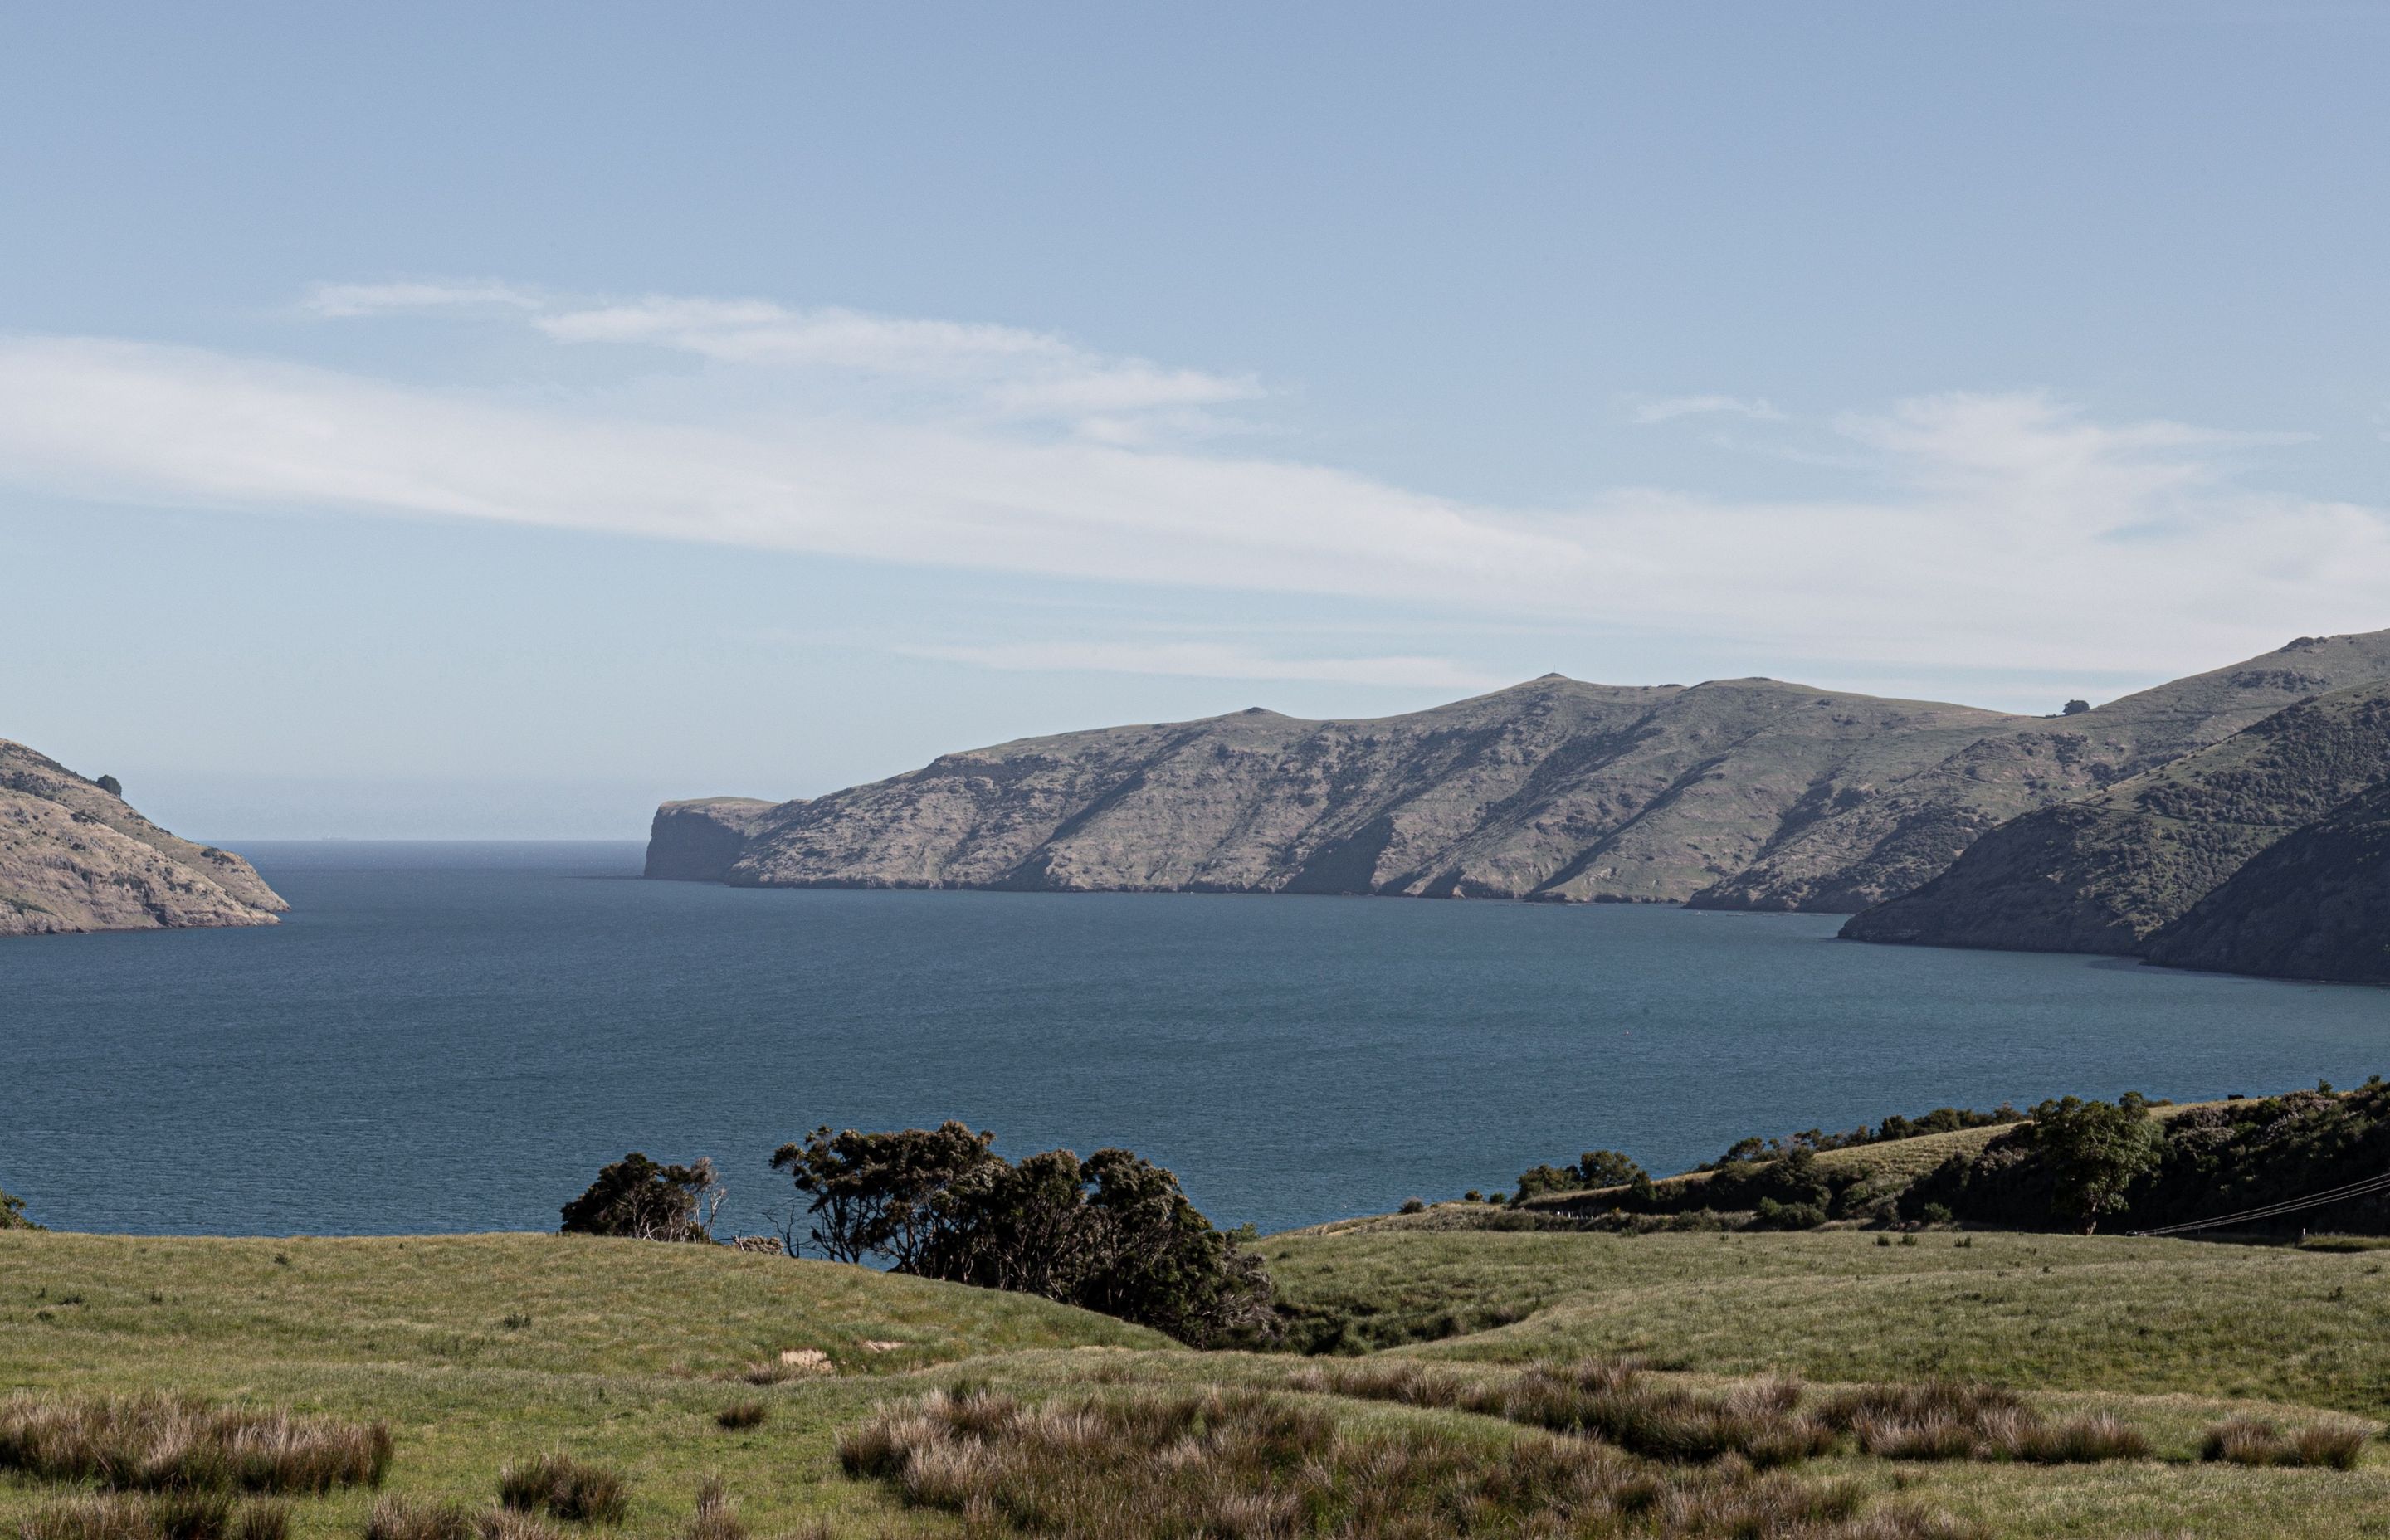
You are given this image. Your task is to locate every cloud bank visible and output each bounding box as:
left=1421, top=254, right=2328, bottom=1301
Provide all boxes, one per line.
left=0, top=285, right=2384, bottom=685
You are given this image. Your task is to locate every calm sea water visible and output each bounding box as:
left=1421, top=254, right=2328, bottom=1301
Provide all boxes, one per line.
left=2, top=841, right=2385, bottom=1239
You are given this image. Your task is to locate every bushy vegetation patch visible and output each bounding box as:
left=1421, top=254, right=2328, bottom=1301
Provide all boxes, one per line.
left=2199, top=1416, right=2371, bottom=1470
left=1289, top=1359, right=1835, bottom=1469
left=1909, top=1082, right=2390, bottom=1235
left=1, top=1182, right=39, bottom=1231
left=1817, top=1383, right=2150, bottom=1464
left=837, top=1384, right=1973, bottom=1539
left=0, top=1395, right=392, bottom=1494
left=495, top=1455, right=631, bottom=1526
left=770, top=1123, right=1274, bottom=1347
left=19, top=1494, right=289, bottom=1540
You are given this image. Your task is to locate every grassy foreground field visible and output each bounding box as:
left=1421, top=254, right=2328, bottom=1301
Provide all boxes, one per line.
left=6, top=1225, right=2389, bottom=1538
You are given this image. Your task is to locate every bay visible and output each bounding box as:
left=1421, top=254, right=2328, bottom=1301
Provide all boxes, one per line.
left=2, top=840, right=2383, bottom=1239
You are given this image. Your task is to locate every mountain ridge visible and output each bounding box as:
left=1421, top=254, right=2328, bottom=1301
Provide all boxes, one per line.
left=649, top=631, right=2390, bottom=914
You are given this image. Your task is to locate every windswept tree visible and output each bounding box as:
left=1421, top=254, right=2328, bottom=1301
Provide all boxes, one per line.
left=0, top=1181, right=37, bottom=1231
left=559, top=1153, right=724, bottom=1241
left=2029, top=1094, right=2163, bottom=1233
left=768, top=1121, right=995, bottom=1266
left=768, top=1123, right=1275, bottom=1347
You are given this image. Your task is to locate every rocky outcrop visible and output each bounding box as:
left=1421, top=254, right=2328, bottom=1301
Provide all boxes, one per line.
left=0, top=739, right=286, bottom=937
left=1841, top=681, right=2390, bottom=954
left=651, top=631, right=2390, bottom=914
left=2141, top=781, right=2390, bottom=982
left=645, top=798, right=781, bottom=882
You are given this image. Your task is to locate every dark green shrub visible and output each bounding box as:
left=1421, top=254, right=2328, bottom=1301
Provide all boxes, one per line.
left=771, top=1125, right=1274, bottom=1347
left=95, top=774, right=123, bottom=797
left=1397, top=1197, right=1427, bottom=1215
left=1753, top=1199, right=1827, bottom=1231
left=558, top=1154, right=720, bottom=1242
left=1, top=1182, right=38, bottom=1230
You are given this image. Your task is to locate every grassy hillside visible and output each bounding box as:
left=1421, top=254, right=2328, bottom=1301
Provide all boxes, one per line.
left=8, top=1225, right=2390, bottom=1538
left=0, top=1232, right=1163, bottom=1538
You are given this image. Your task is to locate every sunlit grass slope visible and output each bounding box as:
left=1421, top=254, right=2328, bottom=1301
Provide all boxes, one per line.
left=1264, top=1224, right=2390, bottom=1409
left=0, top=1231, right=1164, bottom=1538
left=8, top=1225, right=2390, bottom=1538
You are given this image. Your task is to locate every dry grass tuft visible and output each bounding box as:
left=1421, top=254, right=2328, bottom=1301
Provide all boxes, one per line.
left=677, top=1478, right=745, bottom=1540
left=366, top=1499, right=570, bottom=1540
left=0, top=1395, right=393, bottom=1495
left=497, top=1455, right=632, bottom=1526
left=712, top=1402, right=768, bottom=1431
left=1290, top=1357, right=1836, bottom=1467
left=20, top=1494, right=290, bottom=1540
left=1817, top=1382, right=2149, bottom=1464
left=838, top=1382, right=1977, bottom=1538
left=2200, top=1416, right=2371, bottom=1470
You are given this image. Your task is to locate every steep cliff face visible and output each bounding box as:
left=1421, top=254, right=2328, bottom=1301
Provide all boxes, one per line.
left=0, top=740, right=286, bottom=937
left=1840, top=680, right=2390, bottom=954
left=2141, top=780, right=2390, bottom=983
left=645, top=798, right=781, bottom=881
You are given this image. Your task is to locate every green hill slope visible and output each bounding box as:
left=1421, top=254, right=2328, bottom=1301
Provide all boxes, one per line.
left=1841, top=680, right=2390, bottom=955
left=2144, top=778, right=2390, bottom=982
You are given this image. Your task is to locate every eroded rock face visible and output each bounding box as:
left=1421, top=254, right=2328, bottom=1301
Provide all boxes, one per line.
left=0, top=740, right=287, bottom=937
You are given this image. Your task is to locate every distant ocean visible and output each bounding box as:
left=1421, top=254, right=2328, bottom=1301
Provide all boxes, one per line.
left=3, top=841, right=2384, bottom=1239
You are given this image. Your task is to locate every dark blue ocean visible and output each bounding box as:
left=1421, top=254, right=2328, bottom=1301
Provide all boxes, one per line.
left=2, top=841, right=2385, bottom=1239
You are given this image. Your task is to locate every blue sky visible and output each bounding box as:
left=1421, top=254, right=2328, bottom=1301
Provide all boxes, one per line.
left=5, top=2, right=2389, bottom=836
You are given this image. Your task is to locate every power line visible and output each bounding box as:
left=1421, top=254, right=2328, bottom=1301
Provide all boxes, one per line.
left=2133, top=1169, right=2390, bottom=1237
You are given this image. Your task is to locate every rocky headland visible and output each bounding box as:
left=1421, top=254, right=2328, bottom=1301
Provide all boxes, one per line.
left=0, top=738, right=285, bottom=937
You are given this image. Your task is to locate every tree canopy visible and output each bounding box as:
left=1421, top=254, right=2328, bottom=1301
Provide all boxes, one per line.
left=558, top=1153, right=722, bottom=1241
left=770, top=1123, right=1275, bottom=1347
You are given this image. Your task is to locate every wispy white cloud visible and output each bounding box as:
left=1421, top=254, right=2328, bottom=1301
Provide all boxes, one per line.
left=302, top=280, right=544, bottom=318
left=0, top=298, right=2385, bottom=683
left=303, top=283, right=1261, bottom=436
left=1627, top=392, right=1784, bottom=424
left=900, top=641, right=1505, bottom=690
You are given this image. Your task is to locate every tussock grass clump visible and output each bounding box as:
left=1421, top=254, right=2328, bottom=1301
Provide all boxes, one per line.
left=365, top=1498, right=477, bottom=1540
left=22, top=1494, right=289, bottom=1540
left=1290, top=1357, right=1836, bottom=1468
left=0, top=1394, right=393, bottom=1494
left=677, top=1478, right=745, bottom=1540
left=838, top=1383, right=1975, bottom=1539
left=713, top=1401, right=768, bottom=1431
left=367, top=1499, right=567, bottom=1540
left=498, top=1455, right=632, bottom=1525
left=2200, top=1416, right=2370, bottom=1470
left=1818, top=1382, right=2149, bottom=1464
